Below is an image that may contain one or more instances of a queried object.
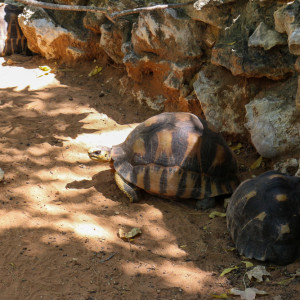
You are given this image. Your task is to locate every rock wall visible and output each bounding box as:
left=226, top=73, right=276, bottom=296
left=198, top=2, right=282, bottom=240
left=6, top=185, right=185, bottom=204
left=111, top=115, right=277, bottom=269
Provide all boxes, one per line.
left=15, top=0, right=300, bottom=158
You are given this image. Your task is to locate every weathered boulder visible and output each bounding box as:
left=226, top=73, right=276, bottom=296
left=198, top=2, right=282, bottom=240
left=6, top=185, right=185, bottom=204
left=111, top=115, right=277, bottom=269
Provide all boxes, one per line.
left=211, top=44, right=296, bottom=80
left=248, top=21, right=287, bottom=50
left=186, top=3, right=228, bottom=29
left=193, top=66, right=253, bottom=135
left=99, top=19, right=132, bottom=64
left=245, top=77, right=300, bottom=158
left=18, top=6, right=102, bottom=62
left=274, top=1, right=300, bottom=55
left=123, top=7, right=204, bottom=101
left=296, top=75, right=300, bottom=109
left=211, top=0, right=297, bottom=80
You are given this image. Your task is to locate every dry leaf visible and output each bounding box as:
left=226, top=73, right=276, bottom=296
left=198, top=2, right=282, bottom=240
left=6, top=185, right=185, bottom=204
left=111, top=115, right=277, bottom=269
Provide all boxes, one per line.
left=220, top=266, right=239, bottom=277
left=226, top=247, right=236, bottom=252
left=250, top=156, right=262, bottom=170
left=88, top=66, right=102, bottom=77
left=246, top=265, right=270, bottom=282
left=230, top=287, right=268, bottom=300
left=242, top=261, right=254, bottom=268
left=230, top=143, right=242, bottom=151
left=39, top=65, right=51, bottom=72
left=209, top=211, right=226, bottom=219
left=211, top=293, right=228, bottom=298
left=118, top=227, right=142, bottom=241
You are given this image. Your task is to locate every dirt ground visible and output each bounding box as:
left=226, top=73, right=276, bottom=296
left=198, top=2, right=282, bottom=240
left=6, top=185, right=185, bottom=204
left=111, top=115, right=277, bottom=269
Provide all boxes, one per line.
left=0, top=54, right=299, bottom=300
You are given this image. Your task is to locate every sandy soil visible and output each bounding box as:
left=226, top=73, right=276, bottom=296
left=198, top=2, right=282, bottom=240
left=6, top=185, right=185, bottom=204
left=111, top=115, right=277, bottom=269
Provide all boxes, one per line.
left=0, top=54, right=299, bottom=300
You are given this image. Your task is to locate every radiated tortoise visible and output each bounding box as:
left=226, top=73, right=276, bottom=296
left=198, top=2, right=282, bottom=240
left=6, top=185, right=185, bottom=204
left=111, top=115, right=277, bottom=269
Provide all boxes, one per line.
left=227, top=170, right=300, bottom=265
left=88, top=112, right=240, bottom=209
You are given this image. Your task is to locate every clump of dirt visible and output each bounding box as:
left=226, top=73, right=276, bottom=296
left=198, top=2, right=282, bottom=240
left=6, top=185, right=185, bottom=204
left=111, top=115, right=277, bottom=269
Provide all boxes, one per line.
left=0, top=54, right=299, bottom=300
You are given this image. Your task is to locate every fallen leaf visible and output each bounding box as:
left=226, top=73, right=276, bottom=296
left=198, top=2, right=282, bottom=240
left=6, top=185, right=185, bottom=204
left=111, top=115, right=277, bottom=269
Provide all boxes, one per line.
left=230, top=287, right=268, bottom=300
left=220, top=266, right=239, bottom=277
left=88, top=66, right=102, bottom=77
left=226, top=247, right=236, bottom=252
left=246, top=265, right=270, bottom=282
left=211, top=293, right=228, bottom=298
left=209, top=211, right=226, bottom=219
left=118, top=227, right=142, bottom=241
left=39, top=65, right=51, bottom=72
left=242, top=261, right=254, bottom=268
left=230, top=143, right=242, bottom=151
left=250, top=156, right=262, bottom=170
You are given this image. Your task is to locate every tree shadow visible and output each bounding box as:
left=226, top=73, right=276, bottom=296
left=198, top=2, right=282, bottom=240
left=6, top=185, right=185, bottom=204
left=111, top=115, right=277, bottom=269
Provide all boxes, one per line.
left=0, top=56, right=298, bottom=299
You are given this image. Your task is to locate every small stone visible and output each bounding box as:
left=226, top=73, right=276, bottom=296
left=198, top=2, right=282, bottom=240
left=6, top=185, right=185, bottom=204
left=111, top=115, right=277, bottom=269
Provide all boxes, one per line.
left=0, top=168, right=4, bottom=181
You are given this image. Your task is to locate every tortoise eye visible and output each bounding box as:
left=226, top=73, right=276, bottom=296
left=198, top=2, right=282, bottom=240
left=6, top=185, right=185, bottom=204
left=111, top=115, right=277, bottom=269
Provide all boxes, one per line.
left=94, top=151, right=101, bottom=155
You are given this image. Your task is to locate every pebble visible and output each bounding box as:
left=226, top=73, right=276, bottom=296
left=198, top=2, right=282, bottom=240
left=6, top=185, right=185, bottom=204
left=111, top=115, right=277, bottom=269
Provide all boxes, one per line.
left=0, top=168, right=4, bottom=181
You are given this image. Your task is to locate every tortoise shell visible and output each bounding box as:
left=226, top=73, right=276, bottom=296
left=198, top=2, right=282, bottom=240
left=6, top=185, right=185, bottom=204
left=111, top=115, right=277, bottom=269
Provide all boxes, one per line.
left=110, top=112, right=239, bottom=200
left=0, top=4, right=29, bottom=56
left=227, top=170, right=300, bottom=265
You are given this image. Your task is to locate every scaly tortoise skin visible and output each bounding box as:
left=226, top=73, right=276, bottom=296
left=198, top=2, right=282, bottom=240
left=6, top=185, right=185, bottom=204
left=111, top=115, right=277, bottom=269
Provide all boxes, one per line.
left=227, top=170, right=300, bottom=265
left=0, top=3, right=28, bottom=56
left=89, top=112, right=240, bottom=209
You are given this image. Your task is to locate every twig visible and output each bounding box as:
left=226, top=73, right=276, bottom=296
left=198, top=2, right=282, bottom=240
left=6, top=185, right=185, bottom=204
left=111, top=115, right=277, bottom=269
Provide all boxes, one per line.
left=15, top=0, right=107, bottom=13
left=14, top=0, right=116, bottom=23
left=110, top=1, right=195, bottom=19
left=14, top=0, right=194, bottom=22
left=99, top=252, right=116, bottom=263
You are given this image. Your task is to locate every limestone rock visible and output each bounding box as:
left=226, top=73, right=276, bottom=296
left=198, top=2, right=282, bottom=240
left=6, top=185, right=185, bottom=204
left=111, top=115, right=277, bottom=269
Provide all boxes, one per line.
left=274, top=1, right=300, bottom=55
left=131, top=8, right=203, bottom=61
left=18, top=6, right=101, bottom=62
left=134, top=90, right=166, bottom=111
left=83, top=0, right=139, bottom=34
left=245, top=91, right=300, bottom=158
left=211, top=44, right=296, bottom=80
left=193, top=67, right=251, bottom=135
left=296, top=75, right=300, bottom=109
left=100, top=19, right=132, bottom=64
left=273, top=158, right=300, bottom=176
left=193, top=0, right=236, bottom=10
left=123, top=8, right=204, bottom=104
left=211, top=0, right=296, bottom=80
left=296, top=56, right=300, bottom=72
left=248, top=22, right=287, bottom=50
left=186, top=4, right=228, bottom=29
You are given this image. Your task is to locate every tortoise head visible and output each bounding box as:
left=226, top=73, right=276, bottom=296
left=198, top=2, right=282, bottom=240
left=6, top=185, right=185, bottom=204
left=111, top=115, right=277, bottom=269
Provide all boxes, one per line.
left=88, top=146, right=112, bottom=162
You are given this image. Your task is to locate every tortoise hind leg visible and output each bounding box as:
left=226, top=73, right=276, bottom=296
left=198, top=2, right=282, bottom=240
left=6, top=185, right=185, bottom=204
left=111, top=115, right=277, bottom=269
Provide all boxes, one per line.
left=114, top=173, right=141, bottom=203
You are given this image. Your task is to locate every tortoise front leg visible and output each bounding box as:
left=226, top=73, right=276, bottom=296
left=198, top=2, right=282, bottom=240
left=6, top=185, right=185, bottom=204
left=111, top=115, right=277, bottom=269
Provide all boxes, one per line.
left=114, top=173, right=141, bottom=203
